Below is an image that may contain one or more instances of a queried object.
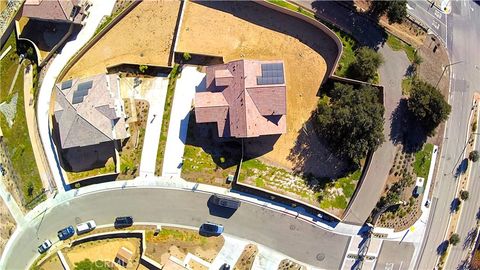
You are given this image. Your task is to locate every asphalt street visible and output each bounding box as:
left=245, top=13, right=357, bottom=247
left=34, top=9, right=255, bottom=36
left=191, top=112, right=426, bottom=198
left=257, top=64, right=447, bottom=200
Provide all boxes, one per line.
left=4, top=188, right=351, bottom=270
left=375, top=240, right=415, bottom=270
left=407, top=0, right=448, bottom=46
left=410, top=1, right=480, bottom=269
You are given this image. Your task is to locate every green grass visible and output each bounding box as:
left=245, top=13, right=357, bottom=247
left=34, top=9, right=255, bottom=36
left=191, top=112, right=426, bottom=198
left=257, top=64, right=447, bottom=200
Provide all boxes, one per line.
left=0, top=31, right=19, bottom=100
left=267, top=0, right=315, bottom=18
left=386, top=34, right=416, bottom=62
left=155, top=66, right=180, bottom=175
left=413, top=143, right=434, bottom=179
left=318, top=169, right=361, bottom=210
left=67, top=158, right=116, bottom=182
left=402, top=77, right=413, bottom=95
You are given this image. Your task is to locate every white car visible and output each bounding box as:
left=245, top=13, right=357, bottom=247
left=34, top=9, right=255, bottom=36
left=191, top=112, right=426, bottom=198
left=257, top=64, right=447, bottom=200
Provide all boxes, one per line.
left=76, top=220, right=96, bottom=234
left=37, top=239, right=52, bottom=254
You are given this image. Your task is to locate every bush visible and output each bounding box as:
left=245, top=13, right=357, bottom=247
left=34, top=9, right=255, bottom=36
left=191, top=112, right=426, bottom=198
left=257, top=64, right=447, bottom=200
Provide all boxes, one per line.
left=460, top=190, right=469, bottom=201
left=139, top=65, right=148, bottom=73
left=182, top=52, right=192, bottom=61
left=449, top=233, right=460, bottom=246
left=469, top=150, right=479, bottom=162
left=349, top=47, right=384, bottom=82
left=369, top=0, right=407, bottom=24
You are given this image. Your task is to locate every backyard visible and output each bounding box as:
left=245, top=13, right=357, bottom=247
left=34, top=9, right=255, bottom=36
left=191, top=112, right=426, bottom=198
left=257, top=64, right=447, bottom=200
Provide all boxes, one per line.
left=64, top=0, right=181, bottom=79
left=0, top=31, right=44, bottom=208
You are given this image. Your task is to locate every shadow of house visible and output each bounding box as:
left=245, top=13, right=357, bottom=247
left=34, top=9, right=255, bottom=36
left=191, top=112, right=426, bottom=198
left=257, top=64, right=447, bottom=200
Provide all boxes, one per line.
left=311, top=1, right=387, bottom=49
left=195, top=1, right=340, bottom=79
left=19, top=20, right=81, bottom=53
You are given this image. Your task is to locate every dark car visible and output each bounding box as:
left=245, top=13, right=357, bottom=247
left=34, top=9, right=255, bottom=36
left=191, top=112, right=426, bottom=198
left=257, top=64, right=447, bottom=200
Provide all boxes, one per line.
left=114, top=216, right=134, bottom=228
left=220, top=263, right=230, bottom=270
left=212, top=194, right=241, bottom=209
left=57, top=226, right=75, bottom=240
left=37, top=240, right=52, bottom=254
left=200, top=222, right=224, bottom=236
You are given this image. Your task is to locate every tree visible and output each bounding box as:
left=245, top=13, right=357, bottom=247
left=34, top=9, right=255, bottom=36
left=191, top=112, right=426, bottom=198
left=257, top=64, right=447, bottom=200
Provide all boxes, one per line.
left=183, top=52, right=192, bottom=61
left=139, top=65, right=148, bottom=73
left=369, top=0, right=408, bottom=24
left=316, top=83, right=385, bottom=162
left=470, top=150, right=480, bottom=162
left=449, top=233, right=460, bottom=246
left=460, top=190, right=469, bottom=201
left=74, top=259, right=112, bottom=270
left=349, top=47, right=384, bottom=82
left=408, top=80, right=451, bottom=136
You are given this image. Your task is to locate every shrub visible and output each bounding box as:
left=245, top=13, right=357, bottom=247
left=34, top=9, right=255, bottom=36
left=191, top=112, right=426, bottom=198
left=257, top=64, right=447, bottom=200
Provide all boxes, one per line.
left=349, top=47, right=384, bottom=82
left=449, top=233, right=460, bottom=246
left=139, top=65, right=148, bottom=73
left=182, top=52, right=192, bottom=61
left=460, top=190, right=469, bottom=201
left=469, top=150, right=479, bottom=162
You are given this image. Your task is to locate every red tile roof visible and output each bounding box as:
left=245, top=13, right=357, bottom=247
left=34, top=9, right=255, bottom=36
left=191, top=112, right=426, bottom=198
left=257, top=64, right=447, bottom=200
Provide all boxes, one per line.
left=195, top=59, right=287, bottom=138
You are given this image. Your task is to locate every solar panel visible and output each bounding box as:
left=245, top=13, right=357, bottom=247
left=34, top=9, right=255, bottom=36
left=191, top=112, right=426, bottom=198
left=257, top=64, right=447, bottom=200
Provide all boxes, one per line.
left=71, top=80, right=93, bottom=104
left=257, top=63, right=284, bottom=85
left=77, top=80, right=93, bottom=92
left=72, top=96, right=84, bottom=104
left=61, top=80, right=72, bottom=90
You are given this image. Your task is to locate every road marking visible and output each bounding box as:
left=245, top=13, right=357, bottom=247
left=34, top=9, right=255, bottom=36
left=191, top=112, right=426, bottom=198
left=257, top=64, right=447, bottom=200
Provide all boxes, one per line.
left=432, top=20, right=440, bottom=30
left=434, top=9, right=442, bottom=19
left=414, top=3, right=447, bottom=27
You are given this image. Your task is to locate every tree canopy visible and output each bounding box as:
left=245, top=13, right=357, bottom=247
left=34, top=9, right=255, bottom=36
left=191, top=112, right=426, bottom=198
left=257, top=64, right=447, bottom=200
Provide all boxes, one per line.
left=470, top=150, right=479, bottom=162
left=407, top=80, right=451, bottom=136
left=316, top=83, right=385, bottom=162
left=74, top=259, right=112, bottom=270
left=349, top=47, right=384, bottom=82
left=449, top=233, right=460, bottom=246
left=370, top=0, right=408, bottom=24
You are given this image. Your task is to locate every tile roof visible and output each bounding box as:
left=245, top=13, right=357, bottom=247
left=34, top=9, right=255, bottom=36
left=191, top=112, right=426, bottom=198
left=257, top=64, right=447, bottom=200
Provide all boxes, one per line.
left=195, top=59, right=287, bottom=138
left=54, top=74, right=129, bottom=149
left=22, top=0, right=83, bottom=23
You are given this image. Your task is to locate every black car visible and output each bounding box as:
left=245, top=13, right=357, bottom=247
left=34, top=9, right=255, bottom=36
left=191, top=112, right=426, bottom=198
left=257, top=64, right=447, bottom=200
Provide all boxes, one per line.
left=114, top=216, right=133, bottom=228
left=57, top=225, right=75, bottom=240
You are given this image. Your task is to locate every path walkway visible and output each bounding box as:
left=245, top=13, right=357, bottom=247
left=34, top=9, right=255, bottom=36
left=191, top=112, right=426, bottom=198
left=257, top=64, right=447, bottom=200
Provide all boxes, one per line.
left=7, top=59, right=22, bottom=95
left=161, top=66, right=205, bottom=177
left=36, top=0, right=116, bottom=192
left=138, top=77, right=169, bottom=176
left=23, top=65, right=53, bottom=194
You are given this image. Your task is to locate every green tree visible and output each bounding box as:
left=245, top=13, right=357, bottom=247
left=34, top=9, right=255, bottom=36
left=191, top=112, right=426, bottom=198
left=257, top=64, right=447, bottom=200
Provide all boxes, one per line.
left=139, top=65, right=148, bottom=73
left=449, top=233, right=460, bottom=246
left=470, top=150, right=480, bottom=162
left=74, top=259, right=112, bottom=270
left=316, top=83, right=384, bottom=162
left=182, top=52, right=192, bottom=61
left=460, top=190, right=469, bottom=201
left=349, top=47, right=384, bottom=82
left=370, top=0, right=408, bottom=24
left=408, top=80, right=451, bottom=136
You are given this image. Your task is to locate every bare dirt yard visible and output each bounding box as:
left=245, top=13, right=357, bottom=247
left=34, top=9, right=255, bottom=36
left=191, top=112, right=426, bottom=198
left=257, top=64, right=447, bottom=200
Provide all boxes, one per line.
left=178, top=0, right=340, bottom=179
left=64, top=0, right=181, bottom=79
left=37, top=253, right=64, bottom=270
left=63, top=238, right=141, bottom=269
left=145, top=227, right=224, bottom=265
left=0, top=197, right=15, bottom=258
left=234, top=244, right=257, bottom=270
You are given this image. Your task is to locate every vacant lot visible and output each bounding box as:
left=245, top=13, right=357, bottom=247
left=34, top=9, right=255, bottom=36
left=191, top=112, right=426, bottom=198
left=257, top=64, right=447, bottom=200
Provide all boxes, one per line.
left=178, top=0, right=339, bottom=178
left=145, top=227, right=224, bottom=265
left=0, top=197, right=15, bottom=258
left=64, top=0, right=181, bottom=79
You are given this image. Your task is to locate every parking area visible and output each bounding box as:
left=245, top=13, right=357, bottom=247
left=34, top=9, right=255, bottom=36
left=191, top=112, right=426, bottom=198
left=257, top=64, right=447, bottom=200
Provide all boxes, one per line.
left=375, top=240, right=414, bottom=270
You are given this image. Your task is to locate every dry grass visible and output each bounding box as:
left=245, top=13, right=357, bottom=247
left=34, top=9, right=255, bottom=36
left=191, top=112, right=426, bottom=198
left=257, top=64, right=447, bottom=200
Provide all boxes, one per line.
left=37, top=254, right=64, bottom=270
left=64, top=238, right=141, bottom=270
left=178, top=1, right=338, bottom=173
left=64, top=0, right=181, bottom=79
left=0, top=197, right=16, bottom=258
left=234, top=244, right=257, bottom=270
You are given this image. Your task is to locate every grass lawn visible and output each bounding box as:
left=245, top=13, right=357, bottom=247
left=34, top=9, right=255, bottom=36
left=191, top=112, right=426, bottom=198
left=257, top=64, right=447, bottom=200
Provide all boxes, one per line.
left=0, top=31, right=44, bottom=208
left=387, top=34, right=416, bottom=62
left=155, top=65, right=179, bottom=176
left=267, top=0, right=357, bottom=78
left=414, top=143, right=434, bottom=179
left=318, top=169, right=361, bottom=210
left=66, top=158, right=116, bottom=183
left=402, top=77, right=413, bottom=96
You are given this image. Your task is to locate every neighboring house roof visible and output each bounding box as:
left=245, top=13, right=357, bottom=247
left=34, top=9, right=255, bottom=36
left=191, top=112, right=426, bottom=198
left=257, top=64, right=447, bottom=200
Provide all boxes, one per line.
left=195, top=59, right=287, bottom=138
left=54, top=74, right=129, bottom=149
left=22, top=0, right=83, bottom=23
left=115, top=246, right=133, bottom=266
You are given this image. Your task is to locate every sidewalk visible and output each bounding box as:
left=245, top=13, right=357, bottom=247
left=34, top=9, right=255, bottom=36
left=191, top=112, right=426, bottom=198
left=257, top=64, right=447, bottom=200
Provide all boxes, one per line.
left=138, top=77, right=169, bottom=176
left=0, top=175, right=24, bottom=225
left=36, top=0, right=116, bottom=192
left=161, top=66, right=205, bottom=177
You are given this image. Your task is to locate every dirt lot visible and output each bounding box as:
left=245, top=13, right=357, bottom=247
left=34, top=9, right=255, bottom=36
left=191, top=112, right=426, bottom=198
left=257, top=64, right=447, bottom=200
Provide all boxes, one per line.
left=37, top=254, right=64, bottom=270
left=64, top=238, right=141, bottom=269
left=64, top=0, right=181, bottom=79
left=178, top=1, right=339, bottom=176
left=234, top=244, right=257, bottom=270
left=0, top=197, right=16, bottom=258
left=145, top=227, right=224, bottom=265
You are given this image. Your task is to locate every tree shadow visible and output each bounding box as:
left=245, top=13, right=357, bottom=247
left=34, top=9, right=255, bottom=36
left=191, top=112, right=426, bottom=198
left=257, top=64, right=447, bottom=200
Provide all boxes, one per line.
left=389, top=99, right=428, bottom=154
left=310, top=1, right=387, bottom=49
left=195, top=1, right=340, bottom=79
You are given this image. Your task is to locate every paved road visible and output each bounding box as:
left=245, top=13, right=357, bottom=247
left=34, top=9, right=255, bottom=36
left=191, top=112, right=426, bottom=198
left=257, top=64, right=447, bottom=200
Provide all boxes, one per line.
left=409, top=1, right=480, bottom=269
left=407, top=0, right=448, bottom=46
left=2, top=188, right=350, bottom=270
left=375, top=240, right=415, bottom=270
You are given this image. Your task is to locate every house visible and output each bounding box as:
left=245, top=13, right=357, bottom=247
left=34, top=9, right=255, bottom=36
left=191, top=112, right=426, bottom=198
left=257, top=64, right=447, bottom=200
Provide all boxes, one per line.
left=114, top=246, right=134, bottom=267
left=195, top=59, right=287, bottom=138
left=21, top=0, right=87, bottom=24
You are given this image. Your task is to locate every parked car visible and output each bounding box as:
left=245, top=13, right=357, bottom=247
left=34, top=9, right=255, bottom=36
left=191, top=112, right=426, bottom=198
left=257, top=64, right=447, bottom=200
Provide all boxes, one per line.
left=114, top=216, right=133, bottom=228
left=200, top=222, right=224, bottom=236
left=220, top=263, right=231, bottom=270
left=425, top=199, right=431, bottom=208
left=57, top=225, right=75, bottom=240
left=37, top=239, right=52, bottom=254
left=76, top=220, right=96, bottom=234
left=212, top=194, right=241, bottom=209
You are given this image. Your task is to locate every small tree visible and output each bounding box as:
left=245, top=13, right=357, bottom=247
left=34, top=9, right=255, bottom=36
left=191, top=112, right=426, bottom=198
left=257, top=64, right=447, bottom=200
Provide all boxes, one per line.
left=460, top=190, right=469, bottom=201
left=469, top=150, right=480, bottom=162
left=139, top=65, right=148, bottom=73
left=449, top=233, right=460, bottom=246
left=349, top=47, right=384, bottom=82
left=370, top=0, right=408, bottom=24
left=182, top=52, right=192, bottom=61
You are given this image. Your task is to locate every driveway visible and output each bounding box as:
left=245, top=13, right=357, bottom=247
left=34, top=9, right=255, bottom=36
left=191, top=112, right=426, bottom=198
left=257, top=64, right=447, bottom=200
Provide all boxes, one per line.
left=161, top=66, right=205, bottom=177
left=36, top=0, right=116, bottom=191
left=1, top=187, right=351, bottom=269
left=138, top=77, right=169, bottom=176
